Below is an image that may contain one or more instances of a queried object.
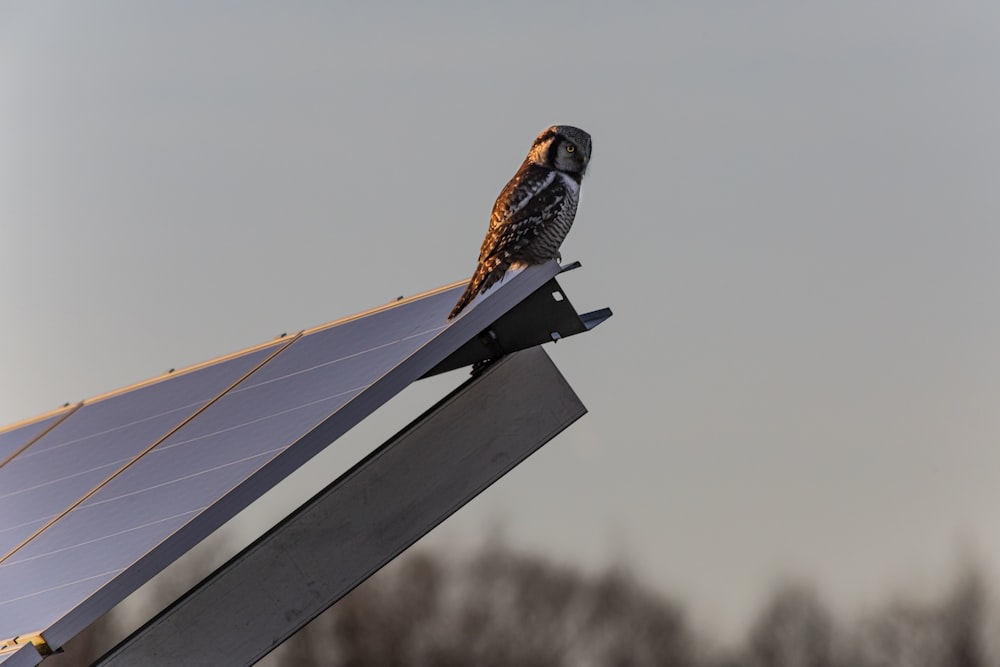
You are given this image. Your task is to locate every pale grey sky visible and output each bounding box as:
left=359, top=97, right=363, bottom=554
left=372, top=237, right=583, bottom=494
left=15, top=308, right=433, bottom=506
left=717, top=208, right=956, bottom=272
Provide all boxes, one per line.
left=2, top=0, right=999, bottom=641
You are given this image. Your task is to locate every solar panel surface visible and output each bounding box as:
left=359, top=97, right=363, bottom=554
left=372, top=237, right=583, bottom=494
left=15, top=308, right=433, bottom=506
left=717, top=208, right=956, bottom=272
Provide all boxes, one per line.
left=0, top=261, right=566, bottom=655
left=0, top=411, right=72, bottom=466
left=0, top=343, right=285, bottom=561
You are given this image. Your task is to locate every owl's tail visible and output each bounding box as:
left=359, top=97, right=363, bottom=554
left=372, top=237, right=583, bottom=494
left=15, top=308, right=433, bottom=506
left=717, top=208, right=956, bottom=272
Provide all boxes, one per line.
left=447, top=262, right=510, bottom=320
left=447, top=282, right=478, bottom=320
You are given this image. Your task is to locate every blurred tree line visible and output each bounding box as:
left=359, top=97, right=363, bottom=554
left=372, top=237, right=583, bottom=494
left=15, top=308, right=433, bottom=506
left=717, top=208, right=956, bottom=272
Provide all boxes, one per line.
left=49, top=543, right=1000, bottom=666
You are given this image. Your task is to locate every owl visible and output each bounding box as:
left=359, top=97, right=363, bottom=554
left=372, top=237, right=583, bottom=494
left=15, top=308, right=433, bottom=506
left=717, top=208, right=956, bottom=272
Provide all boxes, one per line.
left=448, top=125, right=592, bottom=320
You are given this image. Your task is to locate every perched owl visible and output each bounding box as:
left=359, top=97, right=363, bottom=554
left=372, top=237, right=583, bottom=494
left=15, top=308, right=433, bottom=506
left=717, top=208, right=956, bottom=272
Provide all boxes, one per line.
left=448, top=125, right=592, bottom=320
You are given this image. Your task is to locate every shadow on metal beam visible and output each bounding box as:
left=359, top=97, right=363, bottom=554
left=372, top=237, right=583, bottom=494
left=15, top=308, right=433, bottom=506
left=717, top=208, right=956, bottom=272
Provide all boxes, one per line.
left=95, top=346, right=586, bottom=666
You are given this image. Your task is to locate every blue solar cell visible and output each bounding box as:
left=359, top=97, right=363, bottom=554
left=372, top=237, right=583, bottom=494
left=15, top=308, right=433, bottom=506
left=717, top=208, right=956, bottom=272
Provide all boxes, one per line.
left=0, top=343, right=284, bottom=561
left=0, top=261, right=565, bottom=648
left=0, top=412, right=69, bottom=465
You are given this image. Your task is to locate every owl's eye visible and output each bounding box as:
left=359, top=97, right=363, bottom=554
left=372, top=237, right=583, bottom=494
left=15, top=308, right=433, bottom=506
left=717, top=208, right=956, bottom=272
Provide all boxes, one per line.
left=565, top=144, right=576, bottom=153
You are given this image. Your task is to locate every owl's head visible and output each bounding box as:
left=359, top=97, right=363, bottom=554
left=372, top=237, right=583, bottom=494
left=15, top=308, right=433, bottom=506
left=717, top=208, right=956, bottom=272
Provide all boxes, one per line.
left=527, top=125, right=592, bottom=178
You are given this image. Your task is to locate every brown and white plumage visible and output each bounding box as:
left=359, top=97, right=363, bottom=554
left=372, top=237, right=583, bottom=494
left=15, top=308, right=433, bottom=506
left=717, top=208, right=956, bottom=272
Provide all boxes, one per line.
left=448, top=125, right=592, bottom=320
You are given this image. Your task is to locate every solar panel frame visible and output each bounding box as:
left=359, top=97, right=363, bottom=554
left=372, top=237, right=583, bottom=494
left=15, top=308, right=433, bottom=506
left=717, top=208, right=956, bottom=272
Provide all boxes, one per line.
left=0, top=643, right=41, bottom=667
left=0, top=261, right=565, bottom=653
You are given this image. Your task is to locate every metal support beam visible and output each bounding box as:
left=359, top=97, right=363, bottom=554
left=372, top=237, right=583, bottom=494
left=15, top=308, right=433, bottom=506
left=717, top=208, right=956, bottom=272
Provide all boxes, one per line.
left=96, top=346, right=586, bottom=666
left=0, top=645, right=42, bottom=667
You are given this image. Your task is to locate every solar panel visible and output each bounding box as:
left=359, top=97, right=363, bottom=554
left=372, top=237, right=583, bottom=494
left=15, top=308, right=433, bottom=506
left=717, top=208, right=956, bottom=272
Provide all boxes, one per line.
left=0, top=343, right=286, bottom=561
left=0, top=261, right=569, bottom=656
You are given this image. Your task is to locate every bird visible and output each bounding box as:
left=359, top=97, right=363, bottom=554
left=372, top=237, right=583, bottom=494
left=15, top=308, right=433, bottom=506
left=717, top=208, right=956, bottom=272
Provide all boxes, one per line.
left=448, top=125, right=592, bottom=320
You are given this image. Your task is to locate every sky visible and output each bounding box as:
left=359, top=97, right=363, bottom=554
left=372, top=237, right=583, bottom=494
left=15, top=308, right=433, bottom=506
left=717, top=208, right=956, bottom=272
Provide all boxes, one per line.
left=2, top=0, right=999, bottom=643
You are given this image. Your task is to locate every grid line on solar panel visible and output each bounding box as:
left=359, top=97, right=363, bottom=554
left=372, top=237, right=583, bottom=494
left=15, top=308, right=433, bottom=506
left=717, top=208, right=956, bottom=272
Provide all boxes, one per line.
left=0, top=333, right=302, bottom=567
left=2, top=459, right=132, bottom=503
left=294, top=278, right=464, bottom=337
left=0, top=406, right=80, bottom=468
left=143, top=385, right=370, bottom=453
left=0, top=331, right=308, bottom=460
left=10, top=399, right=208, bottom=461
left=6, top=510, right=202, bottom=570
left=0, top=384, right=278, bottom=512
left=3, top=568, right=121, bottom=608
left=226, top=328, right=443, bottom=393
left=82, top=446, right=288, bottom=510
left=81, top=337, right=310, bottom=406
